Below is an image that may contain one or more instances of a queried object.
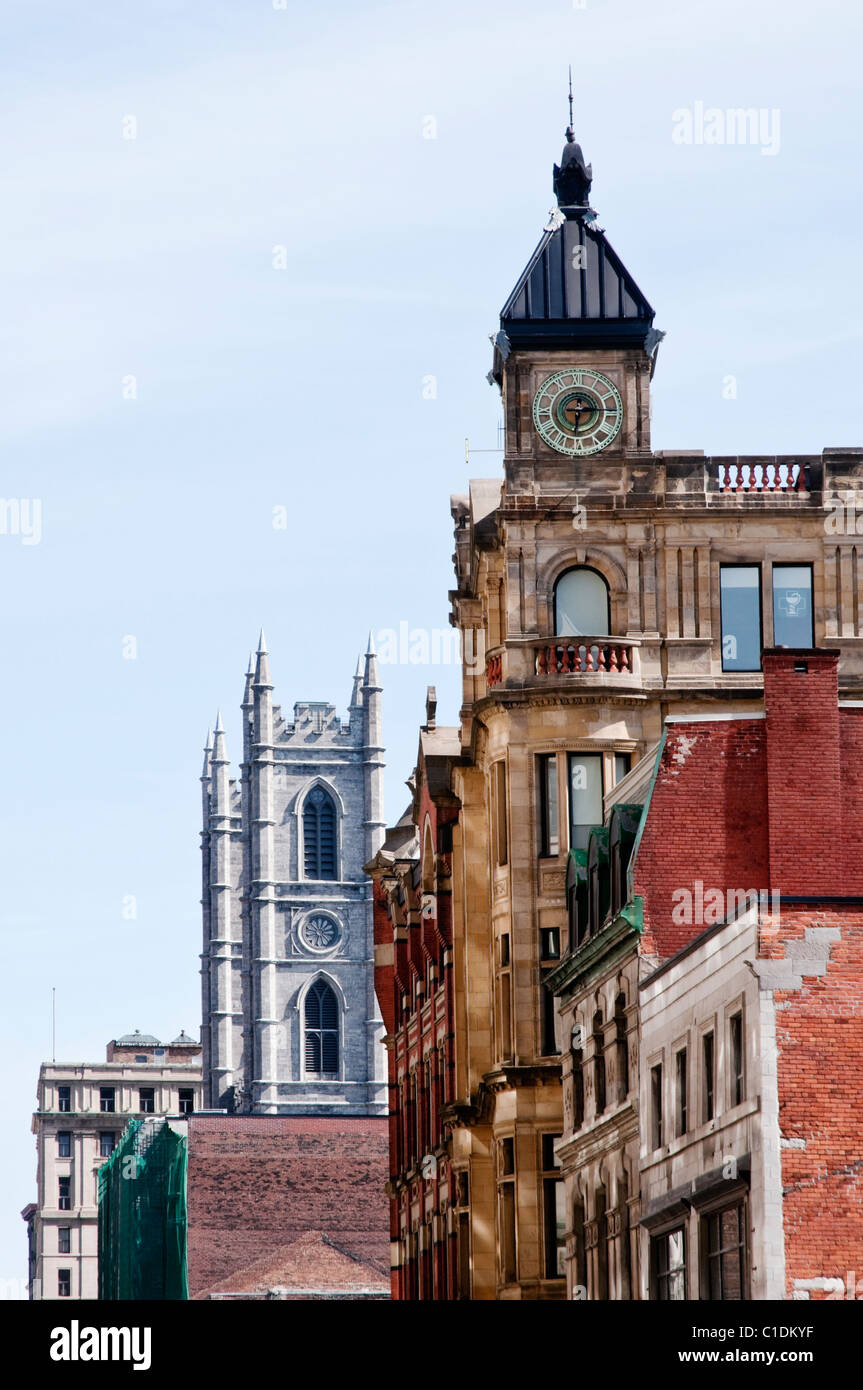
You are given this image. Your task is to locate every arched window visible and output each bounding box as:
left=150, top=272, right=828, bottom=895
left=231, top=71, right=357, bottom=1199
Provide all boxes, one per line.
left=304, top=979, right=339, bottom=1075
left=554, top=567, right=611, bottom=637
left=303, top=786, right=337, bottom=880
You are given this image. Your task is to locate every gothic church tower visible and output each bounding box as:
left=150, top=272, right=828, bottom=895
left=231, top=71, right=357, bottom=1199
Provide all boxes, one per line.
left=200, top=633, right=386, bottom=1115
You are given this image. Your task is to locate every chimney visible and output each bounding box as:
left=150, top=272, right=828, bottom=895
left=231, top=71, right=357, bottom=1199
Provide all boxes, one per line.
left=763, top=648, right=840, bottom=894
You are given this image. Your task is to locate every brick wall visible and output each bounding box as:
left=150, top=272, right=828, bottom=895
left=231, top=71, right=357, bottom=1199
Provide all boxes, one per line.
left=633, top=719, right=769, bottom=957
left=186, top=1116, right=389, bottom=1297
left=767, top=907, right=863, bottom=1298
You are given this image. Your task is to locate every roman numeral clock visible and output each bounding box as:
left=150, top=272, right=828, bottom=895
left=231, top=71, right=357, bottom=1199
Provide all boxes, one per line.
left=532, top=368, right=623, bottom=456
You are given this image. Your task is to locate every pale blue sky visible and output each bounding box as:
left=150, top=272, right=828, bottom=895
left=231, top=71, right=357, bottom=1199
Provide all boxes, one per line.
left=1, top=0, right=861, bottom=1285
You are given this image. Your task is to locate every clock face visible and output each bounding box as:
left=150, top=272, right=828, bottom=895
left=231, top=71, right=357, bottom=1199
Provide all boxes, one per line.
left=532, top=368, right=623, bottom=456
left=300, top=914, right=340, bottom=952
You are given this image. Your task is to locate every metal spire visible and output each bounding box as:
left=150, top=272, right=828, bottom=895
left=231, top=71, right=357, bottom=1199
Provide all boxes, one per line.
left=568, top=65, right=574, bottom=133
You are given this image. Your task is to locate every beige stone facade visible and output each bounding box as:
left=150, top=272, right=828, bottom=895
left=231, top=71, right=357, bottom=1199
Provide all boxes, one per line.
left=444, top=139, right=863, bottom=1297
left=27, top=1032, right=202, bottom=1299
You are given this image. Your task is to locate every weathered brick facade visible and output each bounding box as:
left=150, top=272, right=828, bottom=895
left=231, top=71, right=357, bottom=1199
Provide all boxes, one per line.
left=186, top=1115, right=389, bottom=1298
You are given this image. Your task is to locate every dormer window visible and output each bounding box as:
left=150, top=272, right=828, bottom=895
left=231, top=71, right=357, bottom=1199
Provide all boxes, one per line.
left=554, top=567, right=610, bottom=637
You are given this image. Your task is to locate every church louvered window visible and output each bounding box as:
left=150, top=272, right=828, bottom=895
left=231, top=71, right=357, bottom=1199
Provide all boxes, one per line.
left=304, top=979, right=339, bottom=1075
left=303, top=786, right=337, bottom=880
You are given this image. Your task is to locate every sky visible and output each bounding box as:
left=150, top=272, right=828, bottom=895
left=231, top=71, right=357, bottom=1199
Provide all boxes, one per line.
left=1, top=0, right=861, bottom=1288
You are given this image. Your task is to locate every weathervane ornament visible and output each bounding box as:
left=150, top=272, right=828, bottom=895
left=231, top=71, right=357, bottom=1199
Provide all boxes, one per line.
left=553, top=66, right=593, bottom=210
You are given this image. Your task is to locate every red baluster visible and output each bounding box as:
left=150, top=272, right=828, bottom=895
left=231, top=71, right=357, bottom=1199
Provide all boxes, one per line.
left=597, top=644, right=608, bottom=671
left=619, top=646, right=630, bottom=673
left=609, top=645, right=619, bottom=672
left=537, top=647, right=548, bottom=675
left=585, top=644, right=595, bottom=672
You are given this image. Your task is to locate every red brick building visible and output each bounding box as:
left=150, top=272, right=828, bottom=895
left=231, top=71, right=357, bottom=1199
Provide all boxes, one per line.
left=366, top=692, right=463, bottom=1299
left=186, top=1115, right=390, bottom=1299
left=630, top=649, right=863, bottom=1299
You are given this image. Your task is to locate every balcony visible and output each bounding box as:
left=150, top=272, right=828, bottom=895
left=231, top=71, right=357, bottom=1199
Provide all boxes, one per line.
left=486, top=637, right=643, bottom=690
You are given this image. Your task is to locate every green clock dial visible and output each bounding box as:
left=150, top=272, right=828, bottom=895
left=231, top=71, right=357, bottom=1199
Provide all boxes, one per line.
left=533, top=369, right=623, bottom=456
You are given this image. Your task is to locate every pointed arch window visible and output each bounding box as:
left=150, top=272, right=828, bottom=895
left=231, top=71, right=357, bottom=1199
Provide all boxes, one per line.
left=303, top=786, right=337, bottom=880
left=304, top=979, right=339, bottom=1076
left=554, top=567, right=611, bottom=637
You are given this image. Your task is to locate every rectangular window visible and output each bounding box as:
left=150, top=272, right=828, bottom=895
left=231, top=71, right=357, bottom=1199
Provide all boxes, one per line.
left=99, top=1131, right=115, bottom=1158
left=704, top=1202, right=746, bottom=1300
left=58, top=1177, right=71, bottom=1212
left=568, top=752, right=603, bottom=852
left=500, top=1182, right=517, bottom=1284
left=543, top=1179, right=566, bottom=1279
left=178, top=1088, right=194, bottom=1117
left=537, top=753, right=559, bottom=857
left=498, top=933, right=513, bottom=1063
left=58, top=1268, right=71, bottom=1298
left=539, top=927, right=560, bottom=960
left=675, top=1048, right=688, bottom=1137
left=650, top=1063, right=663, bottom=1150
left=614, top=752, right=631, bottom=785
left=593, top=1014, right=606, bottom=1114
left=58, top=1228, right=71, bottom=1255
left=139, top=1087, right=155, bottom=1114
left=541, top=1132, right=565, bottom=1279
left=498, top=1137, right=516, bottom=1284
left=651, top=1227, right=686, bottom=1301
left=99, top=1086, right=115, bottom=1113
left=572, top=1048, right=585, bottom=1129
left=729, top=1012, right=744, bottom=1106
left=720, top=565, right=762, bottom=672
left=493, top=762, right=508, bottom=867
left=703, top=1031, right=715, bottom=1122
left=57, top=1086, right=71, bottom=1113
left=772, top=564, right=813, bottom=648
left=541, top=971, right=559, bottom=1056
left=57, top=1131, right=71, bottom=1158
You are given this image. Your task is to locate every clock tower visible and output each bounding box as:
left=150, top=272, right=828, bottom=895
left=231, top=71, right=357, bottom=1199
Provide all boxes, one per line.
left=491, top=120, right=662, bottom=495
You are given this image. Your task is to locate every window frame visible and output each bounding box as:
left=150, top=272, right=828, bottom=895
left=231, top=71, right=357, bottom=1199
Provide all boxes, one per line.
left=675, top=1046, right=688, bottom=1138
left=728, top=1010, right=745, bottom=1108
left=702, top=1029, right=715, bottom=1123
left=553, top=565, right=611, bottom=638
left=58, top=1176, right=71, bottom=1212
left=58, top=1227, right=71, bottom=1255
left=537, top=752, right=560, bottom=859
left=719, top=562, right=763, bottom=673
left=700, top=1196, right=749, bottom=1301
left=303, top=977, right=340, bottom=1079
left=57, top=1085, right=71, bottom=1113
left=57, top=1131, right=71, bottom=1158
left=99, top=1131, right=116, bottom=1158
left=99, top=1086, right=116, bottom=1114
left=650, top=1225, right=687, bottom=1301
left=302, top=784, right=339, bottom=882
left=771, top=562, right=814, bottom=649
left=57, top=1268, right=71, bottom=1298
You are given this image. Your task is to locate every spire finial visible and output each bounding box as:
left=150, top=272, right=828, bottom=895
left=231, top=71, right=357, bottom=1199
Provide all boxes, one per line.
left=567, top=64, right=574, bottom=133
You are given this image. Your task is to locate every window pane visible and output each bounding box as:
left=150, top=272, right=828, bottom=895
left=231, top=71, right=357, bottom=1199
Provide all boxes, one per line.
left=614, top=753, right=630, bottom=785
left=720, top=567, right=762, bottom=671
left=772, top=565, right=813, bottom=648
left=538, top=754, right=559, bottom=857
left=568, top=753, right=603, bottom=851
left=555, top=569, right=610, bottom=637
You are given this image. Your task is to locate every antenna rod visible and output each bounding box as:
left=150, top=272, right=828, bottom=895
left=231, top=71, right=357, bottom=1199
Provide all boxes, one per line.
left=568, top=65, right=574, bottom=129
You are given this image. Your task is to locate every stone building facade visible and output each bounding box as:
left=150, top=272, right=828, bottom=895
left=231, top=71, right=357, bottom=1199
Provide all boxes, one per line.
left=25, top=1030, right=202, bottom=1300
left=386, top=118, right=863, bottom=1298
left=366, top=690, right=463, bottom=1299
left=200, top=634, right=386, bottom=1115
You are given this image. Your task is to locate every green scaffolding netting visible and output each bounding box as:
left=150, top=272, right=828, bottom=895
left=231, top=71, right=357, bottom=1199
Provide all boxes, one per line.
left=98, top=1118, right=188, bottom=1300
